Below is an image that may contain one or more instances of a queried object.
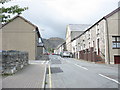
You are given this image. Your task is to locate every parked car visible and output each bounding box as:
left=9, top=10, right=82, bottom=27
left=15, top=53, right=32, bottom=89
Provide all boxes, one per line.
left=61, top=51, right=72, bottom=58
left=52, top=53, right=55, bottom=55
left=44, top=53, right=50, bottom=55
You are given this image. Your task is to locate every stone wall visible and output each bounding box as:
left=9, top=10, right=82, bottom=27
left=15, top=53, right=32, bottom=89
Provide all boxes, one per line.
left=1, top=50, right=28, bottom=74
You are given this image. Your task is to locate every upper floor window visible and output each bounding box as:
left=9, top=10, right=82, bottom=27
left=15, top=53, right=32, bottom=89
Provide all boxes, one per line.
left=112, top=36, right=120, bottom=49
left=89, top=42, right=90, bottom=48
left=83, top=44, right=85, bottom=48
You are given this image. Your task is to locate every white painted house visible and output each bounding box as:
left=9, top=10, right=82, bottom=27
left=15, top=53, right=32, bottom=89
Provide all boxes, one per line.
left=70, top=7, right=120, bottom=64
left=65, top=24, right=90, bottom=53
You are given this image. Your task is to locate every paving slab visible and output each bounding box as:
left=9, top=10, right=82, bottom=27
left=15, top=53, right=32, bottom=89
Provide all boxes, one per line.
left=2, top=60, right=47, bottom=88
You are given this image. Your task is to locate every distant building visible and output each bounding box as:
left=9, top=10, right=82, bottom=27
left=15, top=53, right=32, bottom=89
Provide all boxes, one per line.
left=54, top=42, right=66, bottom=55
left=0, top=15, right=43, bottom=60
left=65, top=24, right=90, bottom=54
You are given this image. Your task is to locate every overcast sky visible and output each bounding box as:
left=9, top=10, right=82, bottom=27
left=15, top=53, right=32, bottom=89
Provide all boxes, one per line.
left=3, top=0, right=120, bottom=39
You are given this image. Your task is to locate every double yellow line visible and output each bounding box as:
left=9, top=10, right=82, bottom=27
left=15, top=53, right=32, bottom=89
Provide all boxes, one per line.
left=48, top=64, right=52, bottom=88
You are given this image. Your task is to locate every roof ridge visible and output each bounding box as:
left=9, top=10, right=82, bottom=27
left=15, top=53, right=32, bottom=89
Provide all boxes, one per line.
left=69, top=24, right=90, bottom=25
left=1, top=15, right=38, bottom=28
left=1, top=15, right=40, bottom=38
left=104, top=7, right=120, bottom=18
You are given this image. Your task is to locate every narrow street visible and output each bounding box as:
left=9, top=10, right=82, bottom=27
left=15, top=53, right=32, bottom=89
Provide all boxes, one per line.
left=45, top=55, right=119, bottom=88
left=1, top=1, right=120, bottom=90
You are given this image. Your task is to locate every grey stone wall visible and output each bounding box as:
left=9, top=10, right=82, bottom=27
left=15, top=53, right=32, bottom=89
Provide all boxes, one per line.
left=1, top=50, right=28, bottom=74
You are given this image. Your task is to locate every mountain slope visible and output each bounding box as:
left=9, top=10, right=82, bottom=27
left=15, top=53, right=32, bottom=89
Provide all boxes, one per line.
left=43, top=37, right=65, bottom=50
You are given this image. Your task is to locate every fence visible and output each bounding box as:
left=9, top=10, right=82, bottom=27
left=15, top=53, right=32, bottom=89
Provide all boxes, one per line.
left=78, top=47, right=105, bottom=63
left=1, top=50, right=28, bottom=74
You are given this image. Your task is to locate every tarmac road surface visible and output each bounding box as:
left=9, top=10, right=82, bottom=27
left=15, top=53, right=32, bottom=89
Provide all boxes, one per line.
left=45, top=55, right=119, bottom=88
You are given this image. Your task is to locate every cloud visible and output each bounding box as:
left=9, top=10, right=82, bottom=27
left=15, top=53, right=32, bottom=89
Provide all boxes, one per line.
left=5, top=0, right=120, bottom=39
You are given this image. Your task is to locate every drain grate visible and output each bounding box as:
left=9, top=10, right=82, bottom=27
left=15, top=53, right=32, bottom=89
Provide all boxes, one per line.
left=51, top=60, right=61, bottom=64
left=46, top=67, right=63, bottom=74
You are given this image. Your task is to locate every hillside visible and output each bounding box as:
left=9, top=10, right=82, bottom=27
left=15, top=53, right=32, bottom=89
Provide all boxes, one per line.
left=42, top=37, right=65, bottom=51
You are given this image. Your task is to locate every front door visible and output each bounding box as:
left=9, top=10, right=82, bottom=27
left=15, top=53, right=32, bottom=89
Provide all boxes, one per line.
left=114, top=56, right=120, bottom=64
left=97, top=39, right=100, bottom=55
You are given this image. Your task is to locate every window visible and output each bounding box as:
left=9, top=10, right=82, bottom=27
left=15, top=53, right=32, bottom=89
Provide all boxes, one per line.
left=89, top=42, right=90, bottom=48
left=112, top=36, right=120, bottom=49
left=93, top=41, right=95, bottom=47
left=84, top=44, right=85, bottom=48
left=96, top=24, right=100, bottom=35
left=112, top=37, right=116, bottom=41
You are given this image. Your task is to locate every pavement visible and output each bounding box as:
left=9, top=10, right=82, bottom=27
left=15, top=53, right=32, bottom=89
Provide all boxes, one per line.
left=2, top=60, right=48, bottom=88
left=45, top=55, right=119, bottom=88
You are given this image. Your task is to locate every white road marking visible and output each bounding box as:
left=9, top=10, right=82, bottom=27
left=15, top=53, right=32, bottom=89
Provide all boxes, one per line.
left=42, top=64, right=47, bottom=88
left=99, top=74, right=120, bottom=84
left=66, top=60, right=88, bottom=70
left=41, top=62, right=44, bottom=64
left=30, top=61, right=48, bottom=64
left=46, top=61, right=49, bottom=64
left=40, top=61, right=45, bottom=64
left=48, top=64, right=52, bottom=88
left=74, top=64, right=88, bottom=70
left=62, top=58, right=88, bottom=70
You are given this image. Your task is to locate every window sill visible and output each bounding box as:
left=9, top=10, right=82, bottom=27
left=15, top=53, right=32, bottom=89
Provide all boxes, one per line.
left=113, top=48, right=120, bottom=49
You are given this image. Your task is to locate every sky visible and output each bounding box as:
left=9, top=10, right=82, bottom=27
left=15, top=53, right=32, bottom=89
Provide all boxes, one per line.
left=2, top=0, right=120, bottom=39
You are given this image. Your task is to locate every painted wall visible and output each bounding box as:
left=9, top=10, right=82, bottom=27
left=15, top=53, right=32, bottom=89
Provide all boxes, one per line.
left=66, top=26, right=72, bottom=52
left=0, top=29, right=2, bottom=50
left=2, top=17, right=38, bottom=60
left=106, top=10, right=120, bottom=64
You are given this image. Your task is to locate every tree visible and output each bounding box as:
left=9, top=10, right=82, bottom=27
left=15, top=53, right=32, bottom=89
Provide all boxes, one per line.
left=47, top=48, right=54, bottom=53
left=0, top=0, right=28, bottom=23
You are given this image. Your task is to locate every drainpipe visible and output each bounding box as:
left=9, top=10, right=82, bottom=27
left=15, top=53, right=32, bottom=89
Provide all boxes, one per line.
left=104, top=17, right=110, bottom=64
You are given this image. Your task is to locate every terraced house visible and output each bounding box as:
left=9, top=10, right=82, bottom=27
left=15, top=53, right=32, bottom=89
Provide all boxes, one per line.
left=71, top=7, right=120, bottom=64
left=0, top=15, right=43, bottom=60
left=54, top=42, right=66, bottom=55
left=65, top=24, right=90, bottom=55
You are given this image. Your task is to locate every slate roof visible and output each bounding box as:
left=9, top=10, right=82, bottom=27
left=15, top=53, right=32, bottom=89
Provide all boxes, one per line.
left=68, top=24, right=91, bottom=31
left=104, top=7, right=120, bottom=18
left=37, top=43, right=44, bottom=47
